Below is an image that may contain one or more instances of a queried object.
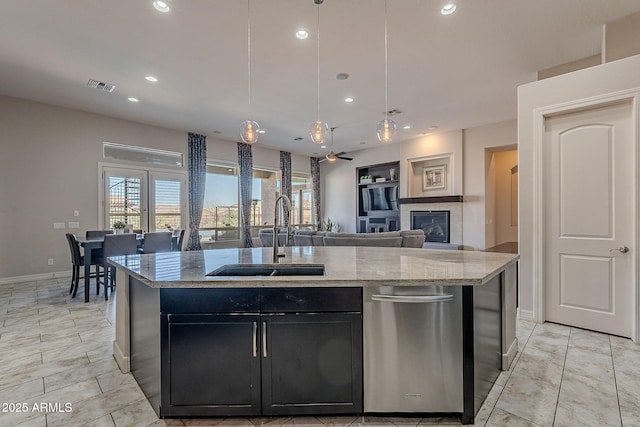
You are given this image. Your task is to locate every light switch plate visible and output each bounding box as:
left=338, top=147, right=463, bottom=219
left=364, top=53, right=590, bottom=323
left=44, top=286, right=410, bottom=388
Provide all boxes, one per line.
left=68, top=222, right=80, bottom=229
left=53, top=222, right=65, bottom=229
left=73, top=210, right=80, bottom=217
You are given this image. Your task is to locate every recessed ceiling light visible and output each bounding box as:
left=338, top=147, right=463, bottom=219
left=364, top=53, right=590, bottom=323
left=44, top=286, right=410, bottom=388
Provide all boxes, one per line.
left=336, top=73, right=350, bottom=81
left=345, top=97, right=354, bottom=103
left=153, top=1, right=170, bottom=13
left=295, top=30, right=309, bottom=40
left=320, top=145, right=327, bottom=149
left=441, top=3, right=456, bottom=15
left=258, top=129, right=266, bottom=134
left=127, top=97, right=139, bottom=103
left=145, top=75, right=158, bottom=82
left=403, top=124, right=411, bottom=129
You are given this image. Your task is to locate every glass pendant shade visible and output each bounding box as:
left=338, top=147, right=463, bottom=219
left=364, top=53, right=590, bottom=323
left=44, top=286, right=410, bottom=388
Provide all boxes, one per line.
left=376, top=118, right=397, bottom=143
left=240, top=119, right=260, bottom=144
left=309, top=120, right=329, bottom=145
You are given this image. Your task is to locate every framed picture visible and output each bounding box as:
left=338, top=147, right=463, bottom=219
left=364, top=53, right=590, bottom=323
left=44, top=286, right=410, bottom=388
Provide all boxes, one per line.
left=423, top=165, right=446, bottom=190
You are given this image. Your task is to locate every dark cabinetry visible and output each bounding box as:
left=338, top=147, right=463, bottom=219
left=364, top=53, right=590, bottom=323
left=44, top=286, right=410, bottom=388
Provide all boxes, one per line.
left=150, top=286, right=362, bottom=418
left=356, top=161, right=400, bottom=233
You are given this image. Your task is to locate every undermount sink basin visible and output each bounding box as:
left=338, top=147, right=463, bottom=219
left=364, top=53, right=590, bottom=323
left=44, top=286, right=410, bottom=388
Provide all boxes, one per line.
left=207, top=263, right=326, bottom=277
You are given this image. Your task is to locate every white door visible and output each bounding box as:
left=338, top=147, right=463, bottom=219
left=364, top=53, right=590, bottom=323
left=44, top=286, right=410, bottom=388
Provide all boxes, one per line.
left=149, top=172, right=186, bottom=232
left=544, top=101, right=635, bottom=337
left=103, top=167, right=186, bottom=232
left=104, top=167, right=148, bottom=231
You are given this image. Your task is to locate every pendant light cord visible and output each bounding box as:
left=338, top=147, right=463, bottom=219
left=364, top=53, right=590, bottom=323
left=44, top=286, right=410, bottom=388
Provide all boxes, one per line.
left=247, top=0, right=252, bottom=114
left=316, top=4, right=321, bottom=122
left=384, top=0, right=388, bottom=121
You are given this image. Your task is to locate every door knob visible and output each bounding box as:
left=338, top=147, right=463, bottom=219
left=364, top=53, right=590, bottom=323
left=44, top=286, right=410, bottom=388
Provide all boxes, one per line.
left=610, top=246, right=630, bottom=254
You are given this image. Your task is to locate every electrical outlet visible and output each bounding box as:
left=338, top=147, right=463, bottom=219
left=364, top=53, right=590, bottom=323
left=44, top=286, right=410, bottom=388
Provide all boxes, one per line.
left=73, top=210, right=80, bottom=217
left=47, top=259, right=54, bottom=265
left=68, top=222, right=80, bottom=229
left=53, top=222, right=65, bottom=229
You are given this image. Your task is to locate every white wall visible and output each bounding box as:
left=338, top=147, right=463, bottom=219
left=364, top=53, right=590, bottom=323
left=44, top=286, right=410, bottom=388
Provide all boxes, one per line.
left=518, top=54, right=640, bottom=319
left=462, top=120, right=517, bottom=250
left=0, top=95, right=309, bottom=281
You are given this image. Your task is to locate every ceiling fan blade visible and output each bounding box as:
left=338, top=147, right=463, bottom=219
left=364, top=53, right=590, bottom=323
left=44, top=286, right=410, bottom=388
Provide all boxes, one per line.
left=337, top=155, right=353, bottom=161
left=334, top=151, right=347, bottom=156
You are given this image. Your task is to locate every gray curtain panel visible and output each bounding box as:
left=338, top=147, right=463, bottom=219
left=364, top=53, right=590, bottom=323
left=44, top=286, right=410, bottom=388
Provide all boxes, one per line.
left=279, top=151, right=292, bottom=228
left=238, top=142, right=254, bottom=248
left=310, top=157, right=322, bottom=231
left=187, top=133, right=207, bottom=250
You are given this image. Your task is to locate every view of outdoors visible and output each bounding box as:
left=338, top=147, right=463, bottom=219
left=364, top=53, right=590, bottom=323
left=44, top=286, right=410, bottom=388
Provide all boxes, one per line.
left=200, top=165, right=314, bottom=242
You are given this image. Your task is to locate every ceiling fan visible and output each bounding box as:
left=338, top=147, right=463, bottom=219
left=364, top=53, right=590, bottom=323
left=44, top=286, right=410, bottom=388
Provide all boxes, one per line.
left=320, top=127, right=353, bottom=163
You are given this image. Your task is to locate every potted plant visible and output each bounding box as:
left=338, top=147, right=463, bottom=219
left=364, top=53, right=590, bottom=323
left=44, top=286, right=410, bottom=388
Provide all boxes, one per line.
left=113, top=220, right=126, bottom=234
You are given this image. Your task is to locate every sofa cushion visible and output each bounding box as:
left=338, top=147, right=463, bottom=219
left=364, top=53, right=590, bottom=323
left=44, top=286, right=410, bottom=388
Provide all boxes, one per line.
left=323, top=236, right=403, bottom=247
left=400, top=230, right=426, bottom=248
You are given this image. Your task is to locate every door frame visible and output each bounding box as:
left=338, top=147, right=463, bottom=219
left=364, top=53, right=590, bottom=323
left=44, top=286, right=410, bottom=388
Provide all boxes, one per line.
left=531, top=90, right=640, bottom=341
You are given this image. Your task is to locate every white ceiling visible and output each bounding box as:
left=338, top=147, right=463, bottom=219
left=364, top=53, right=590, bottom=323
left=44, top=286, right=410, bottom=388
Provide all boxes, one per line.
left=2, top=0, right=640, bottom=158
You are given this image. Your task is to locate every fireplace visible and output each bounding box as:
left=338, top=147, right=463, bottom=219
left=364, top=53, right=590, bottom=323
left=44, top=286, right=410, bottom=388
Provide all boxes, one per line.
left=411, top=210, right=450, bottom=243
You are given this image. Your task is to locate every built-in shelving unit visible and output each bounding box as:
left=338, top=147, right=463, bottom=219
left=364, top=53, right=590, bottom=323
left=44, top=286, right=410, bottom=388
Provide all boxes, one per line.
left=356, top=161, right=400, bottom=233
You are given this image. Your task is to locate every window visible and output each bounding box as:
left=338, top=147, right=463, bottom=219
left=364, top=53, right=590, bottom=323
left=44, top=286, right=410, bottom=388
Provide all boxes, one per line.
left=201, top=163, right=316, bottom=244
left=201, top=165, right=240, bottom=242
left=290, top=175, right=313, bottom=227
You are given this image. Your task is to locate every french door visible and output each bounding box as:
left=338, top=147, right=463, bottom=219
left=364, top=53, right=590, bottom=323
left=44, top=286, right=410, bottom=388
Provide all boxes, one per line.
left=102, top=166, right=186, bottom=232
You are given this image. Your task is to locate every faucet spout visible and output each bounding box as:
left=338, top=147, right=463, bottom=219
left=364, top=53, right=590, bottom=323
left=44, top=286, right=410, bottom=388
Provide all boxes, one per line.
left=273, top=195, right=292, bottom=263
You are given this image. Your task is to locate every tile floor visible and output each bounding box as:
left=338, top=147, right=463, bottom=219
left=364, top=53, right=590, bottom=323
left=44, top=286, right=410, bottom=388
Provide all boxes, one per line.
left=0, top=277, right=639, bottom=426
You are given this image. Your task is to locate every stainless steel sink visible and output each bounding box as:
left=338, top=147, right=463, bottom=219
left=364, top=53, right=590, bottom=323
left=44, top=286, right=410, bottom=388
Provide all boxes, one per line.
left=207, top=263, right=326, bottom=277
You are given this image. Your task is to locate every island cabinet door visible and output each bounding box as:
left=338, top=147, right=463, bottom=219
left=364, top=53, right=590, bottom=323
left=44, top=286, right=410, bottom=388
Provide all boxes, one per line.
left=261, top=312, right=363, bottom=415
left=161, top=314, right=261, bottom=417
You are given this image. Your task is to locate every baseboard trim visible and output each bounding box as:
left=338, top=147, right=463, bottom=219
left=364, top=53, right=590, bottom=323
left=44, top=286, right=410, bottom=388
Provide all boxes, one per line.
left=113, top=340, right=130, bottom=374
left=518, top=308, right=535, bottom=322
left=0, top=271, right=72, bottom=285
left=502, top=337, right=519, bottom=370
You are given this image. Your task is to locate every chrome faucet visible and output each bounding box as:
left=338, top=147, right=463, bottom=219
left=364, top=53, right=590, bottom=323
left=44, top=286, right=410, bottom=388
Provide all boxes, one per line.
left=273, top=195, right=292, bottom=263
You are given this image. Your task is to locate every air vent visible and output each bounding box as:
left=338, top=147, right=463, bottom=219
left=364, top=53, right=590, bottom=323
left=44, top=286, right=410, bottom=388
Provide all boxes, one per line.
left=293, top=137, right=304, bottom=141
left=386, top=109, right=403, bottom=116
left=87, top=79, right=116, bottom=93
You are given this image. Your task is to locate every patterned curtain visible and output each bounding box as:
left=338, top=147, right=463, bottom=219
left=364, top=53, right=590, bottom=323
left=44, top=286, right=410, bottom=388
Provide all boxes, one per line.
left=186, top=133, right=207, bottom=250
left=310, top=157, right=322, bottom=231
left=238, top=142, right=254, bottom=248
left=279, top=151, right=292, bottom=228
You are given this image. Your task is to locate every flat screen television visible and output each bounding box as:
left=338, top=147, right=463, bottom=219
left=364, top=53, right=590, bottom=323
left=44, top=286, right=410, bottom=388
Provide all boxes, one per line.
left=361, top=185, right=398, bottom=212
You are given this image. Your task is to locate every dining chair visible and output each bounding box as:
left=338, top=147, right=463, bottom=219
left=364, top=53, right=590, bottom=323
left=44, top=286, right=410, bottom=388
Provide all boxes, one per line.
left=65, top=233, right=101, bottom=298
left=142, top=231, right=173, bottom=254
left=85, top=230, right=113, bottom=294
left=172, top=228, right=186, bottom=251
left=102, top=233, right=138, bottom=300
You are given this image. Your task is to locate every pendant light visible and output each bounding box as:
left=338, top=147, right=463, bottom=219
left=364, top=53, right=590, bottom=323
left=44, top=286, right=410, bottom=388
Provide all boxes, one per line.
left=376, top=0, right=396, bottom=143
left=326, top=127, right=338, bottom=162
left=309, top=2, right=329, bottom=145
left=240, top=0, right=260, bottom=144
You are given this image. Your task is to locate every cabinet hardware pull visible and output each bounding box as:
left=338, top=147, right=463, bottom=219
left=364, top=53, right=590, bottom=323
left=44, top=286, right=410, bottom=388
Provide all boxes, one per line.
left=262, top=321, right=267, bottom=358
left=252, top=322, right=257, bottom=357
left=371, top=294, right=454, bottom=303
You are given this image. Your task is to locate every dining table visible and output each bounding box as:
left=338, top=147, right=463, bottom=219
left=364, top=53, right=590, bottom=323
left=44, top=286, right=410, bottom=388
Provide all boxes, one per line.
left=76, top=234, right=178, bottom=302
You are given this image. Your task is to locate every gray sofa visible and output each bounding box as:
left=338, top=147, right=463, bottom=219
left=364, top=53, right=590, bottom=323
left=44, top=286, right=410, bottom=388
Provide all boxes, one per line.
left=292, top=229, right=425, bottom=248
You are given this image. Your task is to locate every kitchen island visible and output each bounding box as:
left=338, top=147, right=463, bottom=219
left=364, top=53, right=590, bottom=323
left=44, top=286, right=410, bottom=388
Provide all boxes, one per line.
left=110, top=246, right=518, bottom=424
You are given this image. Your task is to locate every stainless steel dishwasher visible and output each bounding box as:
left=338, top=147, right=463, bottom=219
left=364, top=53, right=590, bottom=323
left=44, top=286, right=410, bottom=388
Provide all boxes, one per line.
left=363, top=285, right=463, bottom=413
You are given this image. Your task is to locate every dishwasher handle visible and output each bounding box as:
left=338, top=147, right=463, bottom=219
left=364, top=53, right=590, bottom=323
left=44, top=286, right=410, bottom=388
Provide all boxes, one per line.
left=371, top=294, right=454, bottom=303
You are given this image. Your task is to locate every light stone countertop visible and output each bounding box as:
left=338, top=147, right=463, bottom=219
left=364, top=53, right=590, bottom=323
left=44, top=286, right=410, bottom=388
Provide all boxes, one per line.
left=108, top=246, right=519, bottom=288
